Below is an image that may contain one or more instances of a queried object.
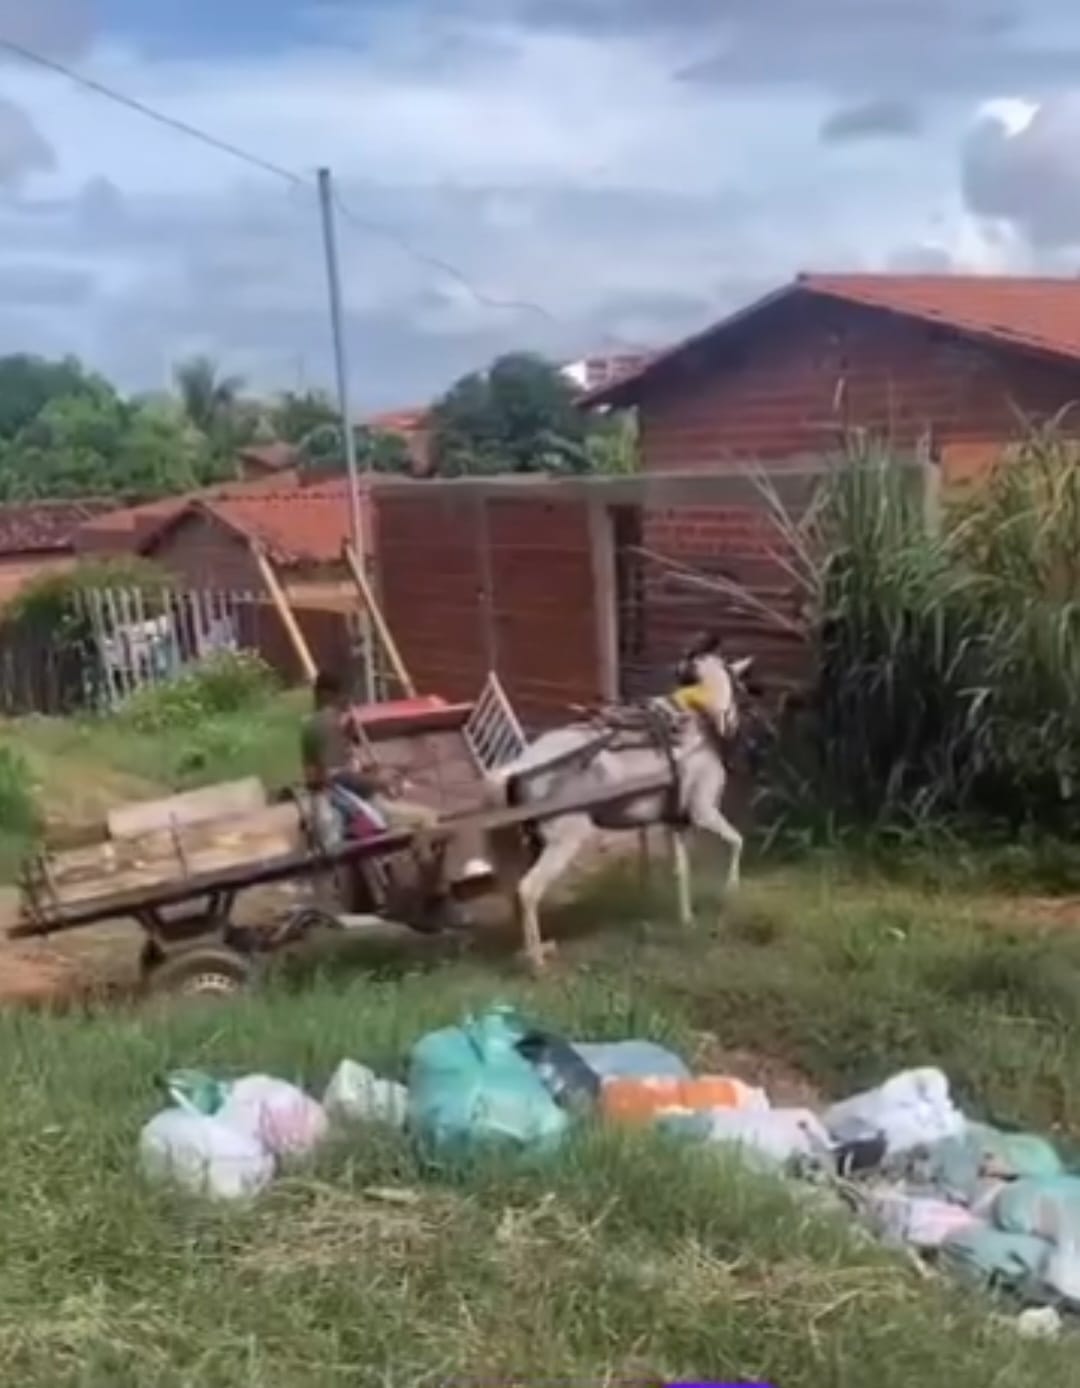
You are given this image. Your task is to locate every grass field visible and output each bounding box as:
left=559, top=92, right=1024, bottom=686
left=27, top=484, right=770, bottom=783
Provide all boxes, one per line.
left=0, top=690, right=305, bottom=877
left=3, top=860, right=1080, bottom=1386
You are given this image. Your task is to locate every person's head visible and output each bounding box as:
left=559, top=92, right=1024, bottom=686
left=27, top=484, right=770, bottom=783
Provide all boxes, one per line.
left=313, top=669, right=345, bottom=709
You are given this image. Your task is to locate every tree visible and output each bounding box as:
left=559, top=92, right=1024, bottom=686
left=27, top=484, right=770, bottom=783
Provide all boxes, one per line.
left=173, top=355, right=245, bottom=440
left=429, top=352, right=589, bottom=476
left=270, top=389, right=340, bottom=445
left=298, top=424, right=412, bottom=479
left=586, top=410, right=640, bottom=475
left=0, top=354, right=97, bottom=439
left=0, top=386, right=221, bottom=500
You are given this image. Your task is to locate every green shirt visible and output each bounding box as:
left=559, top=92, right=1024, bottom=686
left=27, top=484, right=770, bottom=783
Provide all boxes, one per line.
left=301, top=707, right=352, bottom=780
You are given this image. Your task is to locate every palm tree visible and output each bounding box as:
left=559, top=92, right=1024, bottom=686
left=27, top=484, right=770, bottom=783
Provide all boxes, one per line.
left=173, top=355, right=245, bottom=438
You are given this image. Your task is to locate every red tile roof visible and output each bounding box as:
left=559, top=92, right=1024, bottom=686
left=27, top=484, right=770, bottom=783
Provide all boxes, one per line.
left=367, top=407, right=430, bottom=434
left=235, top=442, right=301, bottom=473
left=142, top=480, right=374, bottom=567
left=0, top=499, right=115, bottom=556
left=76, top=474, right=301, bottom=553
left=583, top=273, right=1080, bottom=406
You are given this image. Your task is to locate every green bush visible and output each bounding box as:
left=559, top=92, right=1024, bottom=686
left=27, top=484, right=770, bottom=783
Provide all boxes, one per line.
left=120, top=650, right=279, bottom=733
left=4, top=556, right=170, bottom=642
left=0, top=746, right=38, bottom=837
left=757, top=431, right=1080, bottom=839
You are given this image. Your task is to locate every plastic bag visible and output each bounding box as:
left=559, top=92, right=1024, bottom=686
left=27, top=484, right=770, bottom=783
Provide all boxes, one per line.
left=515, top=1031, right=600, bottom=1113
left=217, top=1075, right=328, bottom=1160
left=662, top=1106, right=829, bottom=1168
left=994, top=1175, right=1080, bottom=1242
left=824, top=1067, right=964, bottom=1156
left=407, top=1005, right=569, bottom=1156
left=863, top=1187, right=982, bottom=1249
left=941, top=1224, right=1050, bottom=1292
left=572, top=1040, right=689, bottom=1081
left=323, top=1060, right=408, bottom=1128
left=600, top=1074, right=768, bottom=1126
left=139, top=1109, right=274, bottom=1201
left=161, top=1069, right=229, bottom=1116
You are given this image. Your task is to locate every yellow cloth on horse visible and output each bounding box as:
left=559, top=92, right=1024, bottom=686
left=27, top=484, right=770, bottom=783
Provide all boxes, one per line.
left=672, top=683, right=710, bottom=713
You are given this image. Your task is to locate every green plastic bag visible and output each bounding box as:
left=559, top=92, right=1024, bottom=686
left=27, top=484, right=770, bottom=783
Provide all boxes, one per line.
left=406, top=1004, right=569, bottom=1158
left=161, top=1069, right=230, bottom=1117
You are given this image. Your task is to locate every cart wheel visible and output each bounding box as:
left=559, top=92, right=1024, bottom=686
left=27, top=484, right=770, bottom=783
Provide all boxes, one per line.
left=143, top=945, right=254, bottom=1001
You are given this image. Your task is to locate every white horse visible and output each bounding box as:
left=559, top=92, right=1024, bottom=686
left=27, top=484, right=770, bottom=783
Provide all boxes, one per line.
left=486, top=634, right=752, bottom=971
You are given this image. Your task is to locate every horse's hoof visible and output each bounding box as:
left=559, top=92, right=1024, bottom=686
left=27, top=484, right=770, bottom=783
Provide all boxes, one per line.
left=517, top=942, right=558, bottom=975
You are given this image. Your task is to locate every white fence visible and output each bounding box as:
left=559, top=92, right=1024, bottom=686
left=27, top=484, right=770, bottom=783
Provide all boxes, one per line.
left=80, top=586, right=260, bottom=709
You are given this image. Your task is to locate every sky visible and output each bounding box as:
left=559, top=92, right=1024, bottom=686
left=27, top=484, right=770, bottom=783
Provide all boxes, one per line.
left=0, top=1, right=1078, bottom=409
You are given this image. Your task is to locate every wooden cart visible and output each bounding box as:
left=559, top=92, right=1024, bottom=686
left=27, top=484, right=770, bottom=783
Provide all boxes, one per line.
left=8, top=677, right=674, bottom=1000
left=7, top=678, right=529, bottom=999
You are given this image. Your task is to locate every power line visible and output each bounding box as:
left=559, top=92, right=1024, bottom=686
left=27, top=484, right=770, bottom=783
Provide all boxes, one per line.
left=0, top=36, right=303, bottom=186
left=1, top=32, right=651, bottom=354
left=333, top=190, right=650, bottom=353
left=332, top=191, right=561, bottom=327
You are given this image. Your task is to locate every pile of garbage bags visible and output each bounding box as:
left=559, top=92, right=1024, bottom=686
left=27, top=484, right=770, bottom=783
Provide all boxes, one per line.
left=139, top=1004, right=1080, bottom=1321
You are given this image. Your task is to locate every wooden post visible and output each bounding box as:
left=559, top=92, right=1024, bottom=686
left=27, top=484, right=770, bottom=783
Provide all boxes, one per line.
left=474, top=495, right=498, bottom=675
left=342, top=542, right=417, bottom=697
left=921, top=453, right=942, bottom=536
left=588, top=496, right=619, bottom=702
left=250, top=543, right=318, bottom=684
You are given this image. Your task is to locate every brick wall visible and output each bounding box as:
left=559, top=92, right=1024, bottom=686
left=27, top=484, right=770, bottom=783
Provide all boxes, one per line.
left=376, top=491, right=600, bottom=726
left=640, top=294, right=1080, bottom=471
left=146, top=512, right=263, bottom=591
left=622, top=503, right=811, bottom=699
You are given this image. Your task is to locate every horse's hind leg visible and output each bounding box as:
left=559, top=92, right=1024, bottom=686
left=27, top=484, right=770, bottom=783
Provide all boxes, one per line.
left=515, top=814, right=593, bottom=972
left=668, top=827, right=693, bottom=926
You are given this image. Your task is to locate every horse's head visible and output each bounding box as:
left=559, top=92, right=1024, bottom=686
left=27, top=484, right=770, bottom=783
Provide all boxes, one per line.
left=675, top=632, right=755, bottom=739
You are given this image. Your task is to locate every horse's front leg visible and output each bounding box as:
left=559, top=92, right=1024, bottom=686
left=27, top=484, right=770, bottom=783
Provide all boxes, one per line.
left=693, top=804, right=743, bottom=896
left=685, top=766, right=743, bottom=902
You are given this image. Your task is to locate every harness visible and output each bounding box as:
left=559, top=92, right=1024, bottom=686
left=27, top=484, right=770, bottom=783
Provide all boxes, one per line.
left=565, top=690, right=704, bottom=826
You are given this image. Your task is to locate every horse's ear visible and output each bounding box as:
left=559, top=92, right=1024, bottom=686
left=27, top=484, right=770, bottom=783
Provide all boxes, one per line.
left=685, top=630, right=722, bottom=659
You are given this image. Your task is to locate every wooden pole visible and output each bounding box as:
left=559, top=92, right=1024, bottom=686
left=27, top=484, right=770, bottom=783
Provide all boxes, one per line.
left=250, top=543, right=318, bottom=684
left=342, top=542, right=416, bottom=697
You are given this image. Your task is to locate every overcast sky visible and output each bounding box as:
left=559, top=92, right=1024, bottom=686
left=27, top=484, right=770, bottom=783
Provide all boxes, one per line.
left=0, top=0, right=1077, bottom=408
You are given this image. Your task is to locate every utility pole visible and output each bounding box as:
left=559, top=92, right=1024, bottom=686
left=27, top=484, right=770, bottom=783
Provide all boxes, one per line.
left=316, top=166, right=377, bottom=700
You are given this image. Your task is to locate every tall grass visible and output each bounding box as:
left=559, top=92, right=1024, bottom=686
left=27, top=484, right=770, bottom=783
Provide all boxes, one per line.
left=759, top=431, right=1080, bottom=838
left=0, top=866, right=1077, bottom=1386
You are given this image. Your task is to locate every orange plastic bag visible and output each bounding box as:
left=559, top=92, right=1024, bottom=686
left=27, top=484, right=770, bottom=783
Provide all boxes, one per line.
left=600, top=1075, right=767, bottom=1125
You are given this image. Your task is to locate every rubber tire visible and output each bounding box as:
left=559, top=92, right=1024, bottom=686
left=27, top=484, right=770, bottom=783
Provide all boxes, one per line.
left=142, top=944, right=254, bottom=1001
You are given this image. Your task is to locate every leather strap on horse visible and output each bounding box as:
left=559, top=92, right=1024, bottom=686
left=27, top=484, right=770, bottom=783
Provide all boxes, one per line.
left=643, top=702, right=686, bottom=827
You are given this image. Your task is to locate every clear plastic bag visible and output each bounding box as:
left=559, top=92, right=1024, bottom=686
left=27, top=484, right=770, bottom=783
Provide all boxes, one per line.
left=323, top=1060, right=408, bottom=1128
left=217, top=1075, right=328, bottom=1160
left=139, top=1109, right=274, bottom=1201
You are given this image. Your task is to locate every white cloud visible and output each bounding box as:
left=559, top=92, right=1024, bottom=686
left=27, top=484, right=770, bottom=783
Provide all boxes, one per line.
left=0, top=2, right=1066, bottom=406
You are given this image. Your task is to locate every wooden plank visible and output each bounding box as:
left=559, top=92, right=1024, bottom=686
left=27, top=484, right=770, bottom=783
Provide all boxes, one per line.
left=12, top=824, right=418, bottom=938
left=252, top=544, right=318, bottom=683
left=41, top=803, right=305, bottom=906
left=588, top=496, right=618, bottom=702
left=107, top=778, right=269, bottom=840
left=439, top=768, right=675, bottom=834
left=343, top=542, right=416, bottom=696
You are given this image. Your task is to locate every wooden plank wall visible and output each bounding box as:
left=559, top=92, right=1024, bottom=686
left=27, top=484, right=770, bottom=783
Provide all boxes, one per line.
left=375, top=491, right=600, bottom=727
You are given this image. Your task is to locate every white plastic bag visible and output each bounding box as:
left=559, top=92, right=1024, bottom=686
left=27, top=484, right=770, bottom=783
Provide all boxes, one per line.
left=824, top=1067, right=964, bottom=1156
left=139, top=1109, right=274, bottom=1201
left=217, top=1075, right=328, bottom=1160
left=701, top=1107, right=832, bottom=1167
left=323, top=1060, right=408, bottom=1128
left=863, top=1187, right=981, bottom=1249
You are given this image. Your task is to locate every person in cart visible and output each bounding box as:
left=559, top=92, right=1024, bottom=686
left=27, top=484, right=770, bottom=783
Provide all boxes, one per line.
left=301, top=670, right=437, bottom=836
